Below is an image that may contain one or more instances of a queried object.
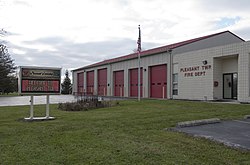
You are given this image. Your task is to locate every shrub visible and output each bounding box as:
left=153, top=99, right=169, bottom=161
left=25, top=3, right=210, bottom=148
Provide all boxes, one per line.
left=58, top=99, right=119, bottom=111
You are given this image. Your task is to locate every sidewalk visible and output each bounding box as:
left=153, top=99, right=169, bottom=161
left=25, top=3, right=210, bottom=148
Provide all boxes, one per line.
left=0, top=95, right=76, bottom=106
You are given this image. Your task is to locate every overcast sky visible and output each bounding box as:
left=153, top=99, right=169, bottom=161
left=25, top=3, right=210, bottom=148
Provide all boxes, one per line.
left=1, top=0, right=250, bottom=74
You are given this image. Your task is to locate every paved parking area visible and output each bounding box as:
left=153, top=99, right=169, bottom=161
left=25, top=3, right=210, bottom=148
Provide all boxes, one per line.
left=173, top=118, right=250, bottom=151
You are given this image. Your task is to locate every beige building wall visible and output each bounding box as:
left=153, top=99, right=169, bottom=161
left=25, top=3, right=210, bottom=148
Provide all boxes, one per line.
left=72, top=41, right=250, bottom=103
left=173, top=41, right=250, bottom=102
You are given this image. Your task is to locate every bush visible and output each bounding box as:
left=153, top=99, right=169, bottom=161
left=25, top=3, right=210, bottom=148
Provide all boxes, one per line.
left=58, top=99, right=119, bottom=111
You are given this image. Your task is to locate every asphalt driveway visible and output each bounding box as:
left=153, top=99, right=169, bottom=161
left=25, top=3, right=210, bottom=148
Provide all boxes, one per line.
left=172, top=118, right=250, bottom=151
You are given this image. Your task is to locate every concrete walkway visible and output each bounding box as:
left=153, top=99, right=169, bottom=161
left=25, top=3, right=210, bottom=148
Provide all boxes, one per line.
left=0, top=95, right=76, bottom=106
left=0, top=95, right=128, bottom=107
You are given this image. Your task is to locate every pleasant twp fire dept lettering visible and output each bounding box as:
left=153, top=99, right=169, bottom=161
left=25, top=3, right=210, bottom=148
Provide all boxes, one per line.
left=180, top=65, right=211, bottom=77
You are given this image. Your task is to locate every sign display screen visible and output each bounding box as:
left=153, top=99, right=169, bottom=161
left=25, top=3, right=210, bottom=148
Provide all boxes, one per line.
left=19, top=67, right=61, bottom=94
left=21, top=80, right=60, bottom=93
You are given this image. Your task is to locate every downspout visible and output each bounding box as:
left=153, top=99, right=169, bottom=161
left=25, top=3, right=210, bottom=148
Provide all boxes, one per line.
left=109, top=62, right=112, bottom=96
left=71, top=70, right=74, bottom=95
left=169, top=49, right=173, bottom=99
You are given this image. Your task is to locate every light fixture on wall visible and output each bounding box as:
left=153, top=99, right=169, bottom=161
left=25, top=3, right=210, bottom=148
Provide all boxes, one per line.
left=202, top=60, right=208, bottom=65
left=144, top=68, right=147, bottom=72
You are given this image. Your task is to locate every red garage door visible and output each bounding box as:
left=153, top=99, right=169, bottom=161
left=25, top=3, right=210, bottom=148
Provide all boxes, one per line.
left=98, top=68, right=107, bottom=96
left=87, top=71, right=94, bottom=95
left=77, top=72, right=84, bottom=95
left=130, top=68, right=143, bottom=97
left=114, top=70, right=124, bottom=97
left=150, top=64, right=167, bottom=98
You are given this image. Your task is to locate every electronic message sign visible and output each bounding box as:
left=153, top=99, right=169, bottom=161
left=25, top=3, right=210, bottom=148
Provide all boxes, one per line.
left=19, top=66, right=61, bottom=95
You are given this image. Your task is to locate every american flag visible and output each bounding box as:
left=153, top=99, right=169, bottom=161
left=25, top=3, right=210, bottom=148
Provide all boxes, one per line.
left=137, top=25, right=141, bottom=52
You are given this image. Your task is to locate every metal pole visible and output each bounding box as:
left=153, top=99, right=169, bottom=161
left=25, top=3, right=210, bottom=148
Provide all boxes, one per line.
left=169, top=50, right=173, bottom=99
left=46, top=95, right=50, bottom=118
left=138, top=51, right=141, bottom=101
left=30, top=95, right=34, bottom=119
left=163, top=86, right=165, bottom=99
left=137, top=25, right=141, bottom=101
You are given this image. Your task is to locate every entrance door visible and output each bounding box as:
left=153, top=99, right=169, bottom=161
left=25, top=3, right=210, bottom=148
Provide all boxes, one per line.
left=223, top=73, right=237, bottom=99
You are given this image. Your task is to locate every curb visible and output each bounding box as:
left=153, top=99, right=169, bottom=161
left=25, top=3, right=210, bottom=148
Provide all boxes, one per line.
left=176, top=118, right=221, bottom=128
left=244, top=115, right=250, bottom=119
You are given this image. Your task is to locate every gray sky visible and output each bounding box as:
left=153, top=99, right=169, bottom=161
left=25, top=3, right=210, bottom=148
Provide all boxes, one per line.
left=0, top=0, right=250, bottom=74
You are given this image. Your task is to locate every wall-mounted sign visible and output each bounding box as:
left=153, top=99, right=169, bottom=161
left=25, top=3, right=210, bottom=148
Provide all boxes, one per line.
left=180, top=65, right=211, bottom=77
left=18, top=66, right=61, bottom=95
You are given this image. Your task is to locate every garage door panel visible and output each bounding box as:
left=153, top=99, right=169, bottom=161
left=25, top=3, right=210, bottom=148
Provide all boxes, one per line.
left=87, top=71, right=94, bottom=95
left=77, top=72, right=84, bottom=94
left=150, top=64, right=167, bottom=98
left=129, top=68, right=143, bottom=97
left=98, top=68, right=107, bottom=96
left=114, top=70, right=124, bottom=97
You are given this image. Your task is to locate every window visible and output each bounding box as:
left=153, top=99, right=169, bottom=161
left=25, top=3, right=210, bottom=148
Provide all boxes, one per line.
left=173, top=63, right=178, bottom=96
left=173, top=73, right=178, bottom=83
left=173, top=73, right=178, bottom=95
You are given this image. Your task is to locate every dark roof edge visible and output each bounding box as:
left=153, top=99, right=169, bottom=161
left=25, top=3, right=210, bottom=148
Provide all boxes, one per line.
left=227, top=30, right=245, bottom=42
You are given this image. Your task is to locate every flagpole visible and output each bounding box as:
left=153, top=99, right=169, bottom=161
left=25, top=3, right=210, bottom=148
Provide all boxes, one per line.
left=138, top=50, right=141, bottom=101
left=137, top=25, right=141, bottom=101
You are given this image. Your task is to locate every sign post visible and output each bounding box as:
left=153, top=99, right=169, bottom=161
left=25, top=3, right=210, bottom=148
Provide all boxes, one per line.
left=19, top=66, right=61, bottom=121
left=46, top=95, right=50, bottom=118
left=29, top=95, right=34, bottom=119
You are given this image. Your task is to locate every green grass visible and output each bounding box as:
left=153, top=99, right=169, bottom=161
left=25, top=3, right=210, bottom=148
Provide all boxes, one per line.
left=0, top=92, right=19, bottom=97
left=0, top=100, right=250, bottom=164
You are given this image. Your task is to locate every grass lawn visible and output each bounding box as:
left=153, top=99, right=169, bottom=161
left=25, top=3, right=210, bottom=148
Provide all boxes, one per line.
left=0, top=99, right=250, bottom=164
left=0, top=92, right=19, bottom=97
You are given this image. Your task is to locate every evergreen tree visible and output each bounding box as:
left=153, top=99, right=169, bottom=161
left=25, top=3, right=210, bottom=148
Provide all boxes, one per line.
left=0, top=42, right=17, bottom=94
left=61, top=70, right=72, bottom=94
left=4, top=75, right=18, bottom=94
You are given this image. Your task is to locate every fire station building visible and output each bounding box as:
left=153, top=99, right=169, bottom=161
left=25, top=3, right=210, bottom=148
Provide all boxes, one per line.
left=72, top=31, right=250, bottom=103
